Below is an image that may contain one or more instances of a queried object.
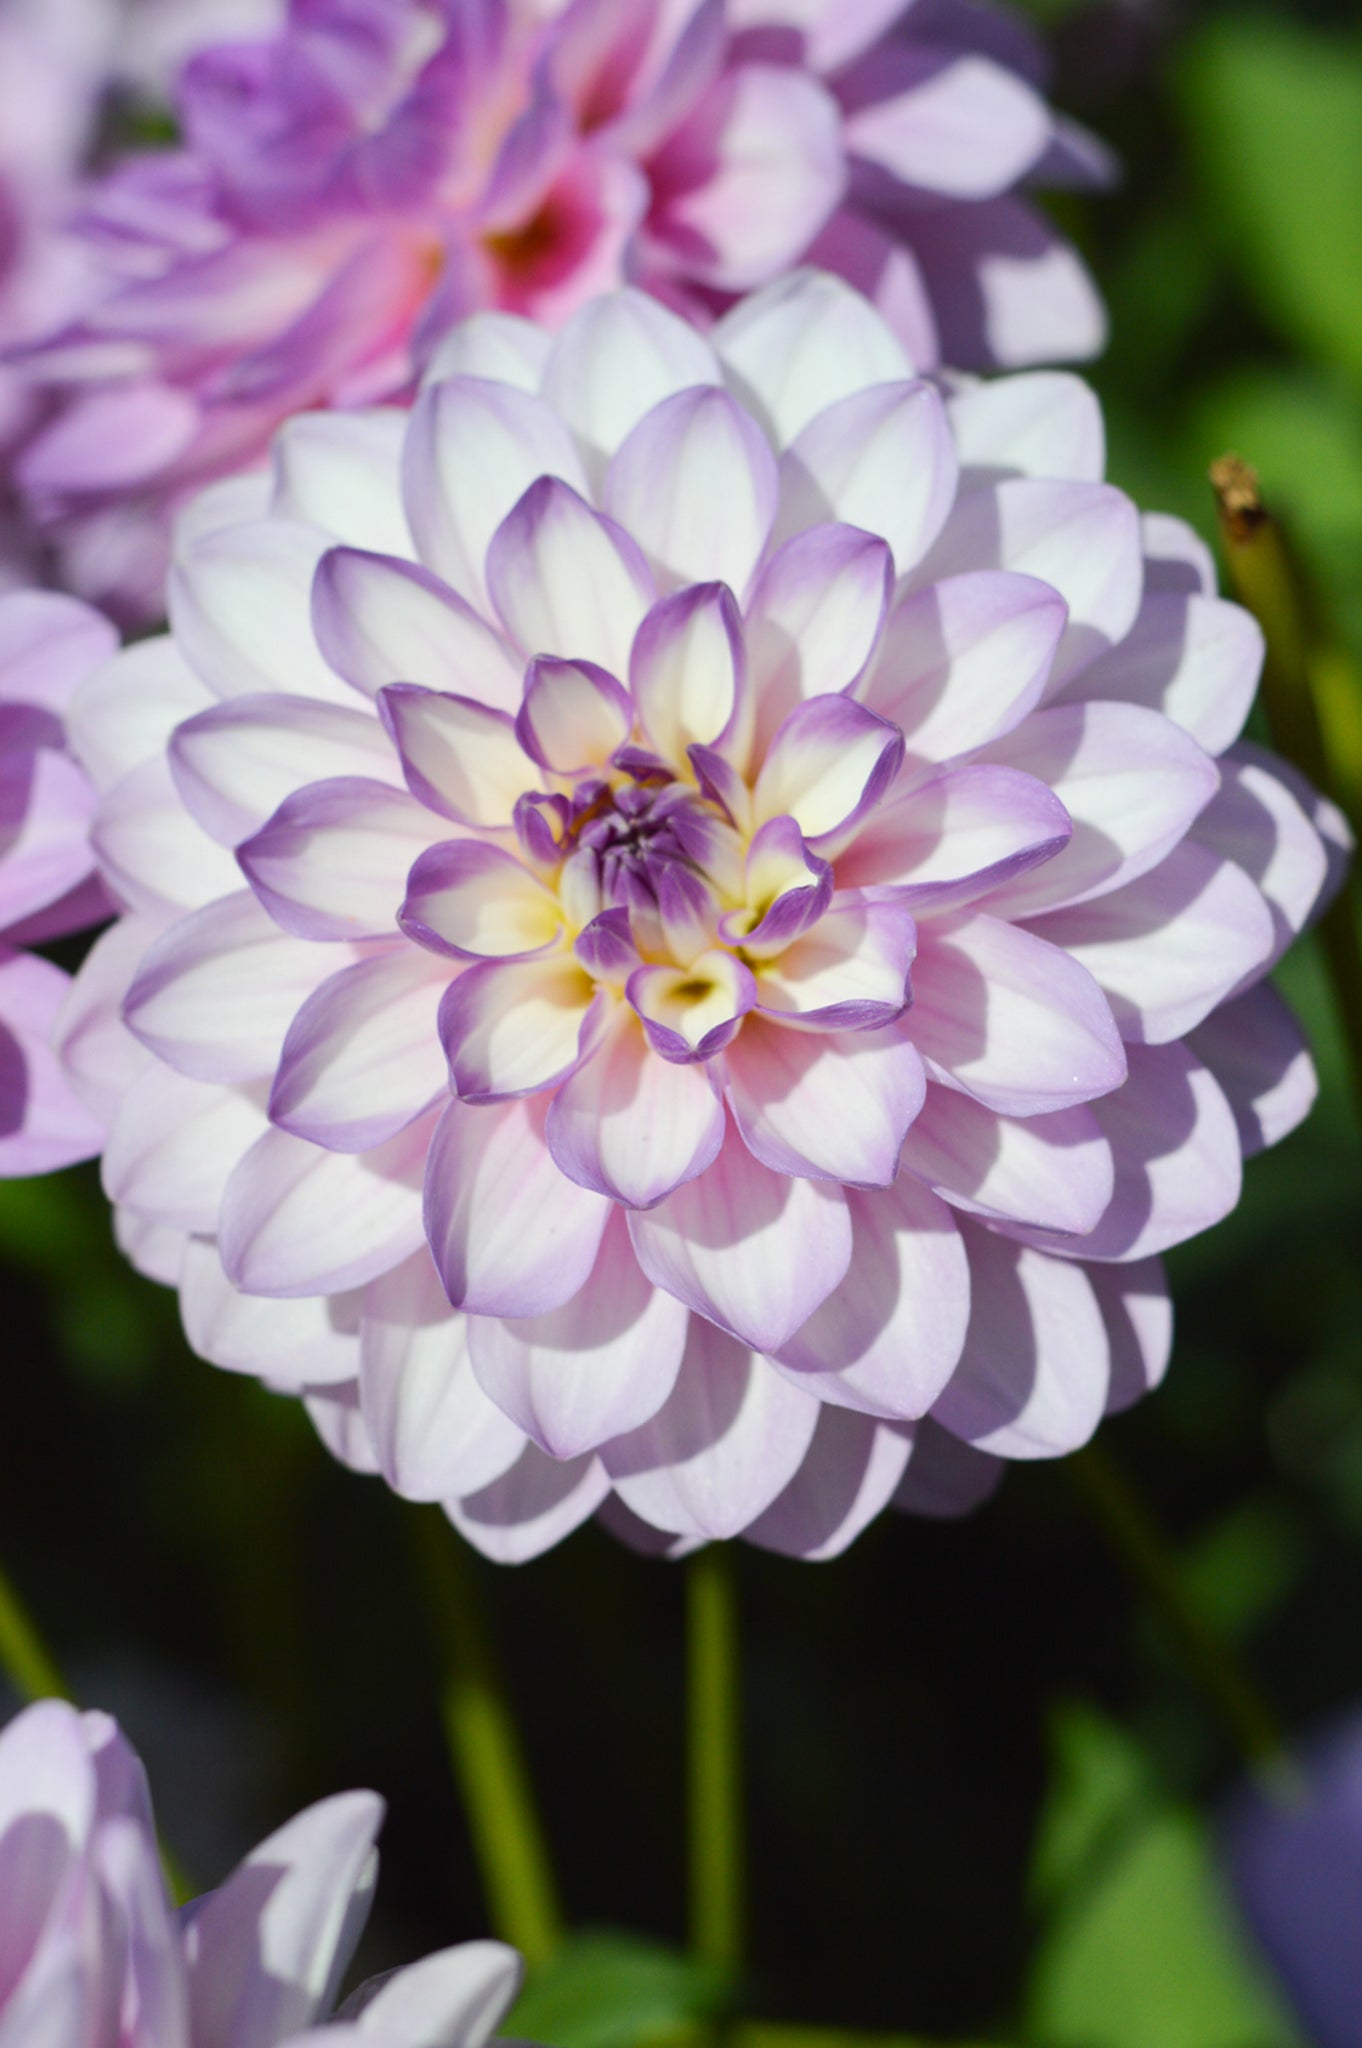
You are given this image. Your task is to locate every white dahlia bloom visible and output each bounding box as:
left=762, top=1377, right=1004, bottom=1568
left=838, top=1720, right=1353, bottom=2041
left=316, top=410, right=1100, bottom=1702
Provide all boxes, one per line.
left=57, top=274, right=1343, bottom=1560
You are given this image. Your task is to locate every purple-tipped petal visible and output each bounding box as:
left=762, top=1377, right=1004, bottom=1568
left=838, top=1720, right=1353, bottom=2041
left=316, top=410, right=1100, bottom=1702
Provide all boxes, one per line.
left=604, top=386, right=778, bottom=597
left=516, top=657, right=634, bottom=773
left=628, top=951, right=757, bottom=1064
left=630, top=583, right=748, bottom=772
left=169, top=693, right=400, bottom=847
left=438, top=955, right=605, bottom=1102
left=546, top=1006, right=725, bottom=1207
left=774, top=379, right=957, bottom=571
left=237, top=778, right=433, bottom=940
left=311, top=549, right=523, bottom=712
left=744, top=522, right=894, bottom=750
left=901, top=1086, right=1114, bottom=1237
left=837, top=760, right=1071, bottom=910
left=378, top=687, right=530, bottom=828
left=399, top=841, right=563, bottom=961
left=753, top=693, right=903, bottom=845
left=726, top=1017, right=925, bottom=1187
left=270, top=948, right=449, bottom=1151
left=486, top=477, right=654, bottom=673
left=752, top=897, right=916, bottom=1030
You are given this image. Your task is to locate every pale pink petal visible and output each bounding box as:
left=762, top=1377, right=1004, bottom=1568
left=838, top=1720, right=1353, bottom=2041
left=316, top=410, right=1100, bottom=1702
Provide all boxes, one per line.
left=1187, top=983, right=1318, bottom=1158
left=604, top=386, right=778, bottom=596
left=915, top=478, right=1140, bottom=687
left=402, top=377, right=588, bottom=616
left=124, top=892, right=358, bottom=1084
left=424, top=1095, right=611, bottom=1317
left=836, top=762, right=1071, bottom=910
left=773, top=379, right=956, bottom=569
left=981, top=701, right=1219, bottom=915
left=486, top=478, right=654, bottom=673
left=946, top=371, right=1104, bottom=482
left=0, top=590, right=117, bottom=713
left=270, top=948, right=449, bottom=1150
left=1058, top=592, right=1261, bottom=757
left=843, top=47, right=1048, bottom=200
left=725, top=1017, right=925, bottom=1186
left=712, top=268, right=912, bottom=445
left=311, top=550, right=523, bottom=712
left=237, top=778, right=433, bottom=940
left=446, top=1446, right=611, bottom=1564
left=627, top=1123, right=852, bottom=1351
left=744, top=523, right=893, bottom=751
left=908, top=913, right=1126, bottom=1115
left=0, top=745, right=96, bottom=934
left=744, top=1408, right=913, bottom=1559
left=271, top=410, right=413, bottom=558
left=628, top=949, right=756, bottom=1064
left=774, top=1175, right=970, bottom=1420
left=169, top=521, right=352, bottom=705
left=1191, top=742, right=1330, bottom=967
left=103, top=1067, right=267, bottom=1232
left=179, top=1239, right=361, bottom=1388
left=604, top=1323, right=822, bottom=1539
left=1023, top=842, right=1275, bottom=1044
left=55, top=916, right=161, bottom=1129
left=650, top=65, right=844, bottom=292
left=854, top=570, right=1066, bottom=760
left=901, top=1086, right=1114, bottom=1236
left=930, top=1224, right=1110, bottom=1457
left=907, top=194, right=1107, bottom=370
left=1092, top=1257, right=1172, bottom=1415
left=545, top=1005, right=725, bottom=1207
left=466, top=1210, right=689, bottom=1457
left=0, top=953, right=104, bottom=1175
left=219, top=1115, right=433, bottom=1297
left=353, top=1941, right=523, bottom=2048
left=303, top=1383, right=383, bottom=1477
left=92, top=759, right=243, bottom=920
left=170, top=694, right=400, bottom=847
left=360, top=1255, right=524, bottom=1501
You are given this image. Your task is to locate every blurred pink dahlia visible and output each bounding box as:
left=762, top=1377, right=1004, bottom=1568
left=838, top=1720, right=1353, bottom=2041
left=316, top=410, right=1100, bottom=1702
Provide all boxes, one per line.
left=11, top=0, right=1107, bottom=615
left=0, top=1694, right=526, bottom=2048
left=59, top=276, right=1343, bottom=1561
left=0, top=586, right=114, bottom=1174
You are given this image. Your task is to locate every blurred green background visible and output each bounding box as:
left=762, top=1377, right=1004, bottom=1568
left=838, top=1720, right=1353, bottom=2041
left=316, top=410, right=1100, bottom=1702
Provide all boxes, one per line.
left=4, top=3, right=1362, bottom=2044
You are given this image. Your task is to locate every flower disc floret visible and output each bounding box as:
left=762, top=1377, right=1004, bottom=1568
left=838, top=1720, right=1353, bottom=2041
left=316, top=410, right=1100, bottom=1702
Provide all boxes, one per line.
left=60, top=275, right=1347, bottom=1561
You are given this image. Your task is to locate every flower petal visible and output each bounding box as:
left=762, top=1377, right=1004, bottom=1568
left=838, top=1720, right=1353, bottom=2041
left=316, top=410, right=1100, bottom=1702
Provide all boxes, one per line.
left=439, top=955, right=604, bottom=1102
left=744, top=523, right=893, bottom=750
left=1058, top=591, right=1261, bottom=757
left=92, top=758, right=242, bottom=920
left=605, top=386, right=778, bottom=596
left=1190, top=742, right=1329, bottom=967
left=603, top=1323, right=822, bottom=1539
left=486, top=477, right=654, bottom=673
left=446, top=1444, right=611, bottom=1564
left=355, top=1942, right=524, bottom=2048
left=378, top=687, right=530, bottom=829
left=311, top=549, right=523, bottom=712
left=725, top=1017, right=925, bottom=1186
left=901, top=1086, right=1114, bottom=1236
left=753, top=694, right=903, bottom=843
left=714, top=270, right=912, bottom=447
left=103, top=1067, right=267, bottom=1232
left=774, top=1175, right=970, bottom=1420
left=908, top=913, right=1126, bottom=1116
left=467, top=1210, right=689, bottom=1457
left=170, top=694, right=400, bottom=847
left=169, top=520, right=351, bottom=705
left=545, top=1005, right=725, bottom=1207
left=627, top=1122, right=852, bottom=1351
left=630, top=583, right=747, bottom=771
left=179, top=1240, right=360, bottom=1389
left=237, top=778, right=433, bottom=940
left=402, top=377, right=589, bottom=615
left=855, top=570, right=1066, bottom=760
left=270, top=948, right=449, bottom=1151
left=752, top=898, right=915, bottom=1030
left=837, top=761, right=1071, bottom=910
left=946, top=371, right=1104, bottom=483
left=541, top=287, right=722, bottom=484
left=219, top=1115, right=433, bottom=1297
left=424, top=1095, right=611, bottom=1317
left=516, top=657, right=634, bottom=773
left=891, top=1418, right=1004, bottom=1517
left=359, top=1255, right=524, bottom=1501
left=400, top=841, right=563, bottom=960
left=774, top=380, right=957, bottom=570
left=271, top=410, right=413, bottom=559
left=1093, top=1257, right=1172, bottom=1415
left=841, top=47, right=1050, bottom=200
left=929, top=1224, right=1110, bottom=1457
left=744, top=1408, right=913, bottom=1560
left=1188, top=982, right=1317, bottom=1158
left=68, top=636, right=209, bottom=794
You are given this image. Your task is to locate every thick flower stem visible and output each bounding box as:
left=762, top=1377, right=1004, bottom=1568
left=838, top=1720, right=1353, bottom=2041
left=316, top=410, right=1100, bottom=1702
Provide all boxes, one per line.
left=0, top=1556, right=69, bottom=1703
left=1211, top=455, right=1362, bottom=1123
left=411, top=1508, right=563, bottom=1966
left=1070, top=1443, right=1286, bottom=1777
left=687, top=1543, right=745, bottom=1986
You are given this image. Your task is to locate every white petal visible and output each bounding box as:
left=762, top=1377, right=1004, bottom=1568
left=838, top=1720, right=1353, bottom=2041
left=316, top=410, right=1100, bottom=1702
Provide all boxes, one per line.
left=272, top=410, right=413, bottom=558
left=169, top=521, right=351, bottom=704
left=713, top=269, right=913, bottom=445
left=774, top=380, right=957, bottom=570
left=604, top=386, right=778, bottom=596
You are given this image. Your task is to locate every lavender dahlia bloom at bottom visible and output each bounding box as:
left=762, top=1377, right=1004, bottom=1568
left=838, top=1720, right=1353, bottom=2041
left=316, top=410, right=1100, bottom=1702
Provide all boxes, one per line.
left=0, top=1697, right=526, bottom=2048
left=0, top=587, right=114, bottom=1174
left=58, top=274, right=1343, bottom=1562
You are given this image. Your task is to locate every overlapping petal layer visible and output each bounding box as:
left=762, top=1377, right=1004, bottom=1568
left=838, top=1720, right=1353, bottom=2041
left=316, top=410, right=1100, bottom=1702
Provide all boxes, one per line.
left=8, top=0, right=1107, bottom=615
left=61, top=275, right=1339, bottom=1560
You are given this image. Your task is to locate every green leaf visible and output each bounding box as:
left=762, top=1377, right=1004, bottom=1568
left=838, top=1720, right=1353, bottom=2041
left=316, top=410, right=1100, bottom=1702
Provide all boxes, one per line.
left=1179, top=19, right=1362, bottom=386
left=1026, top=1707, right=1303, bottom=2048
left=505, top=1932, right=727, bottom=2048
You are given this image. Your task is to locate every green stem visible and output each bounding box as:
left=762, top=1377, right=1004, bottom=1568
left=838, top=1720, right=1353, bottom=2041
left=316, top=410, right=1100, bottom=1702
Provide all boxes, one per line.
left=1069, top=1444, right=1285, bottom=1776
left=1211, top=454, right=1362, bottom=1123
left=0, top=1557, right=69, bottom=1703
left=687, top=1544, right=745, bottom=1984
left=411, top=1508, right=563, bottom=1966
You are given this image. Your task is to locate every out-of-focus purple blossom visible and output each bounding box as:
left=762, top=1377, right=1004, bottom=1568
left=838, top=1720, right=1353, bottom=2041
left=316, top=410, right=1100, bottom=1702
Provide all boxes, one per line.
left=8, top=0, right=1110, bottom=617
left=0, top=1693, right=528, bottom=2048
left=0, top=586, right=115, bottom=1175
left=1224, top=1712, right=1362, bottom=2048
left=59, top=274, right=1344, bottom=1563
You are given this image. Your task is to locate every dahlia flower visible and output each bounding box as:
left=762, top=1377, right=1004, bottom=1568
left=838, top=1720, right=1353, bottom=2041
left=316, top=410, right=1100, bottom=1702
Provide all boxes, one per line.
left=0, top=1695, right=527, bottom=2048
left=11, top=0, right=1107, bottom=615
left=0, top=586, right=113, bottom=1174
left=59, top=275, right=1340, bottom=1561
left=1224, top=1713, right=1362, bottom=2048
